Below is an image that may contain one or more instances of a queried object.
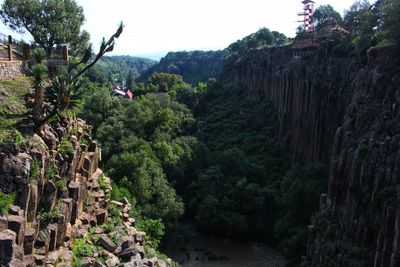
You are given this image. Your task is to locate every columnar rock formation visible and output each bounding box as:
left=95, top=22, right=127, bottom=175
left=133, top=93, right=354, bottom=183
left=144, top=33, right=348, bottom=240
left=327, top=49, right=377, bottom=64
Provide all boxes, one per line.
left=224, top=47, right=354, bottom=164
left=225, top=45, right=400, bottom=266
left=0, top=116, right=170, bottom=266
left=305, top=50, right=400, bottom=266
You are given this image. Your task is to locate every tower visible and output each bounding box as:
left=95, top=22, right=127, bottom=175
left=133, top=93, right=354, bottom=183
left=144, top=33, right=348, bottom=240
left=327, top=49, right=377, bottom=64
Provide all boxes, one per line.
left=298, top=0, right=315, bottom=33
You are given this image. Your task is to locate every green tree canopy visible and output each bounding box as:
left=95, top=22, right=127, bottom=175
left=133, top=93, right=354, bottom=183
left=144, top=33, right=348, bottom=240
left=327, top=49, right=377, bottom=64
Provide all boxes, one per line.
left=313, top=4, right=343, bottom=29
left=0, top=0, right=89, bottom=56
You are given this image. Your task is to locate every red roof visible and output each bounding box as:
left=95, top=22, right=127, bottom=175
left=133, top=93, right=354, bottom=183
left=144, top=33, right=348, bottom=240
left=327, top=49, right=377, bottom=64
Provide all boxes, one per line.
left=125, top=90, right=133, bottom=100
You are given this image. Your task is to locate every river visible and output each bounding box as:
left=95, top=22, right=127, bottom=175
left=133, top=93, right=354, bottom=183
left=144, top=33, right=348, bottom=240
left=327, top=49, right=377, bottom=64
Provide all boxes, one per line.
left=166, top=227, right=286, bottom=267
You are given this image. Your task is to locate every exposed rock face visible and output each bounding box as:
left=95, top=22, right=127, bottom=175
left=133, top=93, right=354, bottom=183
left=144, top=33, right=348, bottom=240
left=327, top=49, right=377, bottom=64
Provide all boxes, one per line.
left=304, top=50, right=400, bottom=266
left=226, top=45, right=399, bottom=266
left=224, top=47, right=353, bottom=164
left=0, top=116, right=172, bottom=266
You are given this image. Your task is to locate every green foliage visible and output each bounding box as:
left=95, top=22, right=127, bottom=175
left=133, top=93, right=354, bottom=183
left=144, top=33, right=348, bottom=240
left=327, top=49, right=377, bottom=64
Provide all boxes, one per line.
left=32, top=48, right=47, bottom=64
left=313, top=5, right=343, bottom=29
left=275, top=164, right=327, bottom=263
left=30, top=160, right=40, bottom=181
left=340, top=0, right=400, bottom=64
left=98, top=174, right=108, bottom=191
left=0, top=0, right=88, bottom=56
left=224, top=28, right=289, bottom=66
left=45, top=161, right=57, bottom=180
left=138, top=50, right=224, bottom=85
left=59, top=137, right=74, bottom=155
left=54, top=178, right=67, bottom=192
left=137, top=218, right=165, bottom=249
left=87, top=56, right=156, bottom=84
left=12, top=130, right=23, bottom=146
left=82, top=90, right=188, bottom=222
left=0, top=190, right=15, bottom=215
left=71, top=237, right=95, bottom=265
left=37, top=205, right=60, bottom=222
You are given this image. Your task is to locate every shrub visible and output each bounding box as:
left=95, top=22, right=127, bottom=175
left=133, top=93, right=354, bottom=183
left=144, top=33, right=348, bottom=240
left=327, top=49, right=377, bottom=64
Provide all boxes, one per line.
left=71, top=237, right=96, bottom=266
left=98, top=175, right=108, bottom=191
left=45, top=161, right=57, bottom=180
left=30, top=160, right=40, bottom=181
left=137, top=218, right=165, bottom=249
left=13, top=130, right=23, bottom=146
left=0, top=191, right=15, bottom=215
left=59, top=138, right=74, bottom=155
left=55, top=178, right=66, bottom=192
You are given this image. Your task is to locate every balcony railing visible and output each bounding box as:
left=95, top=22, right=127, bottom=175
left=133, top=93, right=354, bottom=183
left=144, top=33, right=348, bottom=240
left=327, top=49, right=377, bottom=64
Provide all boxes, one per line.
left=0, top=33, right=68, bottom=62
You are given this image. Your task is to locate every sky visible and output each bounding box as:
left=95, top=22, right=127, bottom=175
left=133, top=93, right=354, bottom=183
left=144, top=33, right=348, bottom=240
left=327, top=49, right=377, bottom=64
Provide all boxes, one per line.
left=0, top=0, right=357, bottom=59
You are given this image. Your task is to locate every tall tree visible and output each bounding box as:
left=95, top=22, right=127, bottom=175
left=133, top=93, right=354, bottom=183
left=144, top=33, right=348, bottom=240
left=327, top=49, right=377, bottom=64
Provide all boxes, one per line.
left=313, top=5, right=343, bottom=29
left=0, top=0, right=88, bottom=57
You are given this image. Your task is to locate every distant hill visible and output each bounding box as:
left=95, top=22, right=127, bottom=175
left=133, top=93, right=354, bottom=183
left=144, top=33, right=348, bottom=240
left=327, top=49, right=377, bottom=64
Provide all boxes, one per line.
left=138, top=50, right=224, bottom=85
left=86, top=55, right=157, bottom=84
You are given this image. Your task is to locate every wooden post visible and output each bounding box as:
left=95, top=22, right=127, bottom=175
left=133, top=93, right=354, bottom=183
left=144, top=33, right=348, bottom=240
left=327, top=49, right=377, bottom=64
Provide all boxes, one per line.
left=62, top=45, right=68, bottom=60
left=8, top=44, right=12, bottom=61
left=8, top=35, right=12, bottom=45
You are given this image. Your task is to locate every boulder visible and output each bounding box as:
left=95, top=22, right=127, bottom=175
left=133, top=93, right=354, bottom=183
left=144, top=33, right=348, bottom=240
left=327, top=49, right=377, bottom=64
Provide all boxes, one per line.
left=157, top=259, right=167, bottom=267
left=23, top=227, right=36, bottom=255
left=98, top=234, right=117, bottom=252
left=7, top=215, right=25, bottom=246
left=105, top=255, right=120, bottom=267
left=121, top=237, right=134, bottom=249
left=34, top=254, right=45, bottom=265
left=40, top=125, right=59, bottom=149
left=41, top=181, right=57, bottom=212
left=0, top=229, right=16, bottom=264
left=9, top=206, right=24, bottom=216
left=117, top=245, right=144, bottom=261
left=0, top=216, right=7, bottom=231
left=95, top=209, right=108, bottom=225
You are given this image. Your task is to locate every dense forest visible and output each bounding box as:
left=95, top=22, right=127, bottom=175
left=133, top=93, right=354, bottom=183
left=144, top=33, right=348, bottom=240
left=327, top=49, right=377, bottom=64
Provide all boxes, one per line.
left=86, top=55, right=157, bottom=86
left=78, top=0, right=400, bottom=265
left=0, top=0, right=399, bottom=266
left=137, top=50, right=224, bottom=85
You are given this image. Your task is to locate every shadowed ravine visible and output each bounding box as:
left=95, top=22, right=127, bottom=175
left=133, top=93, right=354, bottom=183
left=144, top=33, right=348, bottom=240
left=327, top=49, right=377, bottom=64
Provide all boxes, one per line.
left=166, top=226, right=285, bottom=267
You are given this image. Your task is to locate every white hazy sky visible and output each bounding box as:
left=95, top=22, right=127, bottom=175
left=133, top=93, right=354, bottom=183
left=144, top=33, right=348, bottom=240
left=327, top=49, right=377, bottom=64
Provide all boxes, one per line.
left=0, top=0, right=356, bottom=58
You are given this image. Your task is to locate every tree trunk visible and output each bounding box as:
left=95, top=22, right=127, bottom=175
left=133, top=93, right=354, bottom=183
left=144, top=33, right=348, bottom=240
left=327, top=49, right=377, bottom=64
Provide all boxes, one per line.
left=33, top=85, right=44, bottom=131
left=46, top=46, right=53, bottom=58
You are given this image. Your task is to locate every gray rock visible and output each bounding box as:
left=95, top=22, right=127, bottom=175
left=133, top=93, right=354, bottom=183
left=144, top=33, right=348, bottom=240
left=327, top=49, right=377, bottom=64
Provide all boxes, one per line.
left=98, top=234, right=117, bottom=252
left=0, top=229, right=16, bottom=264
left=7, top=215, right=25, bottom=245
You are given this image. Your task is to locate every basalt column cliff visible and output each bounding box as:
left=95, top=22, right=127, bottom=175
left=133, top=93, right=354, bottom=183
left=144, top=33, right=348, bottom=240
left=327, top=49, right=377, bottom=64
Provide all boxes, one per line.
left=224, top=44, right=400, bottom=266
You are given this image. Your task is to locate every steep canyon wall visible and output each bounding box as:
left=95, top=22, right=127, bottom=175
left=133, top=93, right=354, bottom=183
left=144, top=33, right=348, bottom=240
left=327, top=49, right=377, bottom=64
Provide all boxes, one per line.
left=224, top=46, right=400, bottom=266
left=223, top=47, right=354, bottom=164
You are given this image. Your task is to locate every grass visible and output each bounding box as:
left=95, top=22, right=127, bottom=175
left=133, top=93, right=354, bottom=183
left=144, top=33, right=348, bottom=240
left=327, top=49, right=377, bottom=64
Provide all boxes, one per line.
left=0, top=78, right=32, bottom=143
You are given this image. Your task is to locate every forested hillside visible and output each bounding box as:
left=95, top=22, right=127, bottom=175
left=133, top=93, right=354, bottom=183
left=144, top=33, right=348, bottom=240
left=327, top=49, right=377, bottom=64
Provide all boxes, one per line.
left=138, top=50, right=224, bottom=85
left=86, top=55, right=157, bottom=85
left=1, top=0, right=398, bottom=266
left=80, top=1, right=400, bottom=265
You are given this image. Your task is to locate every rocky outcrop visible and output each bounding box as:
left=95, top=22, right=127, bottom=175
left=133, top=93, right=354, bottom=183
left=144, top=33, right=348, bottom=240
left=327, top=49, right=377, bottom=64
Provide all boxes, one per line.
left=303, top=49, right=400, bottom=266
left=225, top=43, right=400, bottom=266
left=0, top=115, right=172, bottom=266
left=224, top=47, right=354, bottom=164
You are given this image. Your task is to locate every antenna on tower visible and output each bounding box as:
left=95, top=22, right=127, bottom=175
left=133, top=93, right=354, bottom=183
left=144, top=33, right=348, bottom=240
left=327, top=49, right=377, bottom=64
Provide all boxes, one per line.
left=298, top=0, right=315, bottom=33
